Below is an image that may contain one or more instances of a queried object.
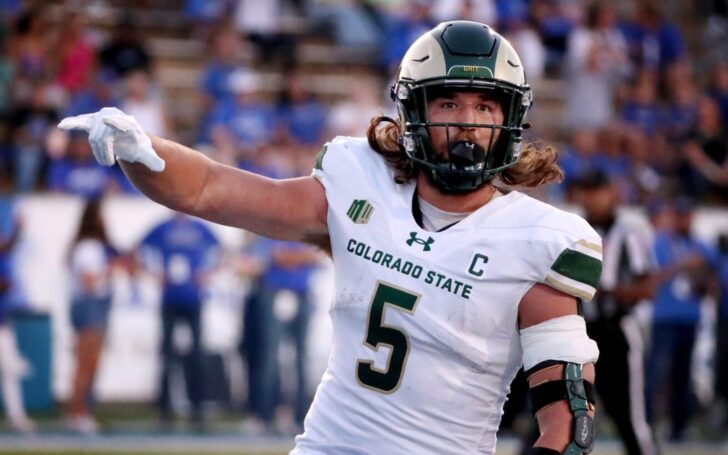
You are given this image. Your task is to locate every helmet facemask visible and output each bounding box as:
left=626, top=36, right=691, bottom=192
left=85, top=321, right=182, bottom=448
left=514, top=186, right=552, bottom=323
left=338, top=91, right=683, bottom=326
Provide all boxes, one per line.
left=392, top=21, right=533, bottom=193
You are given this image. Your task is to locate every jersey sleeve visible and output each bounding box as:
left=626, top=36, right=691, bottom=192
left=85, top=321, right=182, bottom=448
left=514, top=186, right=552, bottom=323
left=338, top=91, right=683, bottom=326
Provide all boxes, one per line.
left=311, top=136, right=393, bottom=201
left=311, top=137, right=358, bottom=190
left=540, top=215, right=603, bottom=302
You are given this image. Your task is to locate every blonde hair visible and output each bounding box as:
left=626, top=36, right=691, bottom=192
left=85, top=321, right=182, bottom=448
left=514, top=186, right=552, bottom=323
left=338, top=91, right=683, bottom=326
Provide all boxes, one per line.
left=366, top=116, right=564, bottom=188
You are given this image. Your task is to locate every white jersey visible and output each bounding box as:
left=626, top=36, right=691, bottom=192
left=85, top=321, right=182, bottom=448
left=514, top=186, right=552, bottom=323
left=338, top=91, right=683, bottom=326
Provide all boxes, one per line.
left=293, top=137, right=602, bottom=455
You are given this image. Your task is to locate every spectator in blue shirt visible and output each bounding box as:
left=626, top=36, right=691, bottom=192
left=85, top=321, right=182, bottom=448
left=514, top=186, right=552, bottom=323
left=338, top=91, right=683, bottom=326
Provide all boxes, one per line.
left=379, top=0, right=437, bottom=73
left=196, top=27, right=246, bottom=145
left=709, top=62, right=728, bottom=127
left=619, top=2, right=685, bottom=71
left=46, top=132, right=113, bottom=199
left=139, top=213, right=220, bottom=428
left=0, top=195, right=33, bottom=433
left=241, top=236, right=320, bottom=434
left=63, top=69, right=121, bottom=119
left=715, top=234, right=728, bottom=433
left=558, top=128, right=602, bottom=199
left=620, top=71, right=663, bottom=136
left=206, top=69, right=276, bottom=164
left=645, top=198, right=716, bottom=442
left=276, top=70, right=328, bottom=148
left=681, top=96, right=728, bottom=204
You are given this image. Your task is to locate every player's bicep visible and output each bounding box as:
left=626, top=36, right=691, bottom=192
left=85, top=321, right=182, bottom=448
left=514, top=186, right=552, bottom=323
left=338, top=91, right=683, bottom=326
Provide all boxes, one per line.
left=199, top=163, right=328, bottom=242
left=518, top=283, right=579, bottom=329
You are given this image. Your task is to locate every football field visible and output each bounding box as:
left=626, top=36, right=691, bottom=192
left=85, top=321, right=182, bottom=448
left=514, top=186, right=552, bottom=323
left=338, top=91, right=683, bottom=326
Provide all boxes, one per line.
left=0, top=434, right=724, bottom=455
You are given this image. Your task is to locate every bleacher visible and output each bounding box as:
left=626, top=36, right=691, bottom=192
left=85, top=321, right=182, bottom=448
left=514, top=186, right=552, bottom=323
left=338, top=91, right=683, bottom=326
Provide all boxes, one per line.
left=45, top=1, right=390, bottom=145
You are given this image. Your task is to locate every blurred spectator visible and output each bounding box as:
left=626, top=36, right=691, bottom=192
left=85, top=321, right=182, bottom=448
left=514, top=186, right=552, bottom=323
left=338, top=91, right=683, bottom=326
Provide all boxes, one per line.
left=502, top=17, right=546, bottom=86
left=241, top=236, right=321, bottom=434
left=623, top=127, right=662, bottom=204
left=66, top=199, right=120, bottom=434
left=530, top=0, right=580, bottom=72
left=276, top=69, right=328, bottom=148
left=198, top=26, right=246, bottom=112
left=307, top=0, right=385, bottom=51
left=575, top=171, right=659, bottom=455
left=235, top=0, right=299, bottom=68
left=681, top=96, right=728, bottom=204
left=62, top=69, right=120, bottom=119
left=558, top=128, right=602, bottom=197
left=0, top=28, right=12, bottom=113
left=54, top=11, right=96, bottom=95
left=663, top=64, right=698, bottom=141
left=379, top=0, right=437, bottom=74
left=98, top=13, right=151, bottom=78
left=564, top=2, right=630, bottom=130
left=593, top=124, right=631, bottom=184
left=494, top=0, right=529, bottom=25
left=46, top=131, right=112, bottom=199
left=619, top=1, right=686, bottom=71
left=0, top=195, right=33, bottom=433
left=139, top=213, right=220, bottom=429
left=196, top=26, right=247, bottom=147
left=702, top=0, right=728, bottom=66
left=715, top=233, right=728, bottom=433
left=7, top=8, right=53, bottom=105
left=120, top=70, right=172, bottom=138
left=327, top=77, right=387, bottom=138
left=0, top=0, right=22, bottom=24
left=184, top=0, right=235, bottom=37
left=708, top=61, right=728, bottom=127
left=620, top=70, right=662, bottom=136
left=431, top=0, right=497, bottom=24
left=6, top=82, right=59, bottom=192
left=207, top=69, right=276, bottom=165
left=645, top=198, right=716, bottom=441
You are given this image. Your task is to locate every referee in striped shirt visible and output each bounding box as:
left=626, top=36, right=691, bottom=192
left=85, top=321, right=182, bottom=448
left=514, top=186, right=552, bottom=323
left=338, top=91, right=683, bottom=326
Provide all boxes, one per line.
left=575, top=171, right=659, bottom=455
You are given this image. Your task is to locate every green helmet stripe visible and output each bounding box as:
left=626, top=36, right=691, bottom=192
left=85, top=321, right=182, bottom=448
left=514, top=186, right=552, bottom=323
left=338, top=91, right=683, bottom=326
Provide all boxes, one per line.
left=431, top=23, right=501, bottom=81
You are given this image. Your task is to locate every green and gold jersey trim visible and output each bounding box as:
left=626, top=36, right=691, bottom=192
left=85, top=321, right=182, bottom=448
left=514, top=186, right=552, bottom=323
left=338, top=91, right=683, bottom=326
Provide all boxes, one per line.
left=545, top=239, right=603, bottom=301
left=314, top=144, right=328, bottom=171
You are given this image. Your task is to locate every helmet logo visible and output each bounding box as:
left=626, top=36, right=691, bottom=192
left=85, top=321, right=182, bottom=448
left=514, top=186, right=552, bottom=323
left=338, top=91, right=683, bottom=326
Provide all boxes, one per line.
left=406, top=232, right=435, bottom=251
left=447, top=66, right=493, bottom=78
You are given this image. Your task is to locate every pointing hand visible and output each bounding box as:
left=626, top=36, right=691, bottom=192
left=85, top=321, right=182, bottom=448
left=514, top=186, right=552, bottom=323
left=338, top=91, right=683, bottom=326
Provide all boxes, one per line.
left=58, top=107, right=165, bottom=172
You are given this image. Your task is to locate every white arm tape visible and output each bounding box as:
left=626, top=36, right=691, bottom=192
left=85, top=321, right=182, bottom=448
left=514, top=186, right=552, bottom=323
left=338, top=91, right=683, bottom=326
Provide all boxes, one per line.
left=520, top=315, right=599, bottom=371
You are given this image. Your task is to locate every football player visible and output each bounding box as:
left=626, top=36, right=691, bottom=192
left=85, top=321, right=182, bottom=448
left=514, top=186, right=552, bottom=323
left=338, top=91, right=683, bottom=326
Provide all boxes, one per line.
left=60, top=21, right=602, bottom=455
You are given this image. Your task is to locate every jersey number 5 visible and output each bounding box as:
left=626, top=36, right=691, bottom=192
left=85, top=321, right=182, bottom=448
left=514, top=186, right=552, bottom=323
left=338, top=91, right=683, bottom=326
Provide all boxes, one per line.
left=356, top=281, right=420, bottom=393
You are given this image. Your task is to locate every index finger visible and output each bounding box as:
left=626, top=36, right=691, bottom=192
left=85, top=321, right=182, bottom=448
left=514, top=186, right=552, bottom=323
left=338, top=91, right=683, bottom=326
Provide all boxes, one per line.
left=58, top=114, right=94, bottom=132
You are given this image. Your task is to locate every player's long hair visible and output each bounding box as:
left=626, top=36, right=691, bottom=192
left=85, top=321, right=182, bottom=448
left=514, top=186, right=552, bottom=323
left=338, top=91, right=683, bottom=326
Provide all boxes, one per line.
left=366, top=116, right=564, bottom=188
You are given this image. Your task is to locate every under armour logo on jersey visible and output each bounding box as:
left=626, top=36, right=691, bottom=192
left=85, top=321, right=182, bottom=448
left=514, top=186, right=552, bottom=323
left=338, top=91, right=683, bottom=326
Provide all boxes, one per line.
left=406, top=232, right=434, bottom=251
left=347, top=199, right=374, bottom=224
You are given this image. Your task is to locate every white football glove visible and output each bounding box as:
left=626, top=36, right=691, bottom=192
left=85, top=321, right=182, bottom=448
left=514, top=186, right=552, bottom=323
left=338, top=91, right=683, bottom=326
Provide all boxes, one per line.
left=58, top=107, right=165, bottom=172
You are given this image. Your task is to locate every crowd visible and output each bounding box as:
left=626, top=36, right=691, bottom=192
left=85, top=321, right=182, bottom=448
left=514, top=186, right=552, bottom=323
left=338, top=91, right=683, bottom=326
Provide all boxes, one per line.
left=0, top=0, right=726, bottom=451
